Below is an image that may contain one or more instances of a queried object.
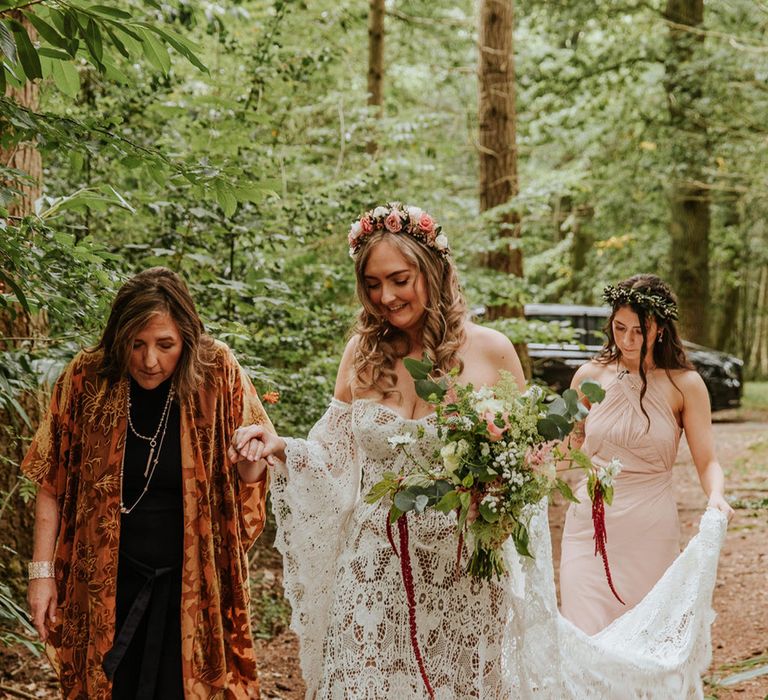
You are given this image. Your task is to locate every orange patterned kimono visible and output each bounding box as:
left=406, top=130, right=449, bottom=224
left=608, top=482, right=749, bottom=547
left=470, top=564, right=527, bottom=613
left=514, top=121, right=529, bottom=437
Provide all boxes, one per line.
left=22, top=342, right=271, bottom=699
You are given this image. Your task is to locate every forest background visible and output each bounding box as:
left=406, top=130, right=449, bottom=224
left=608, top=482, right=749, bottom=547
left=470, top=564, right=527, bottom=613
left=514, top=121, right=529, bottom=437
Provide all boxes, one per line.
left=1, top=0, right=768, bottom=679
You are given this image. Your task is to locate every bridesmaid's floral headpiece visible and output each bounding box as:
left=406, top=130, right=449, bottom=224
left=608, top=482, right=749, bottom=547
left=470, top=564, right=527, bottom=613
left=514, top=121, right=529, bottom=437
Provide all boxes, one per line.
left=347, top=202, right=450, bottom=258
left=602, top=284, right=679, bottom=321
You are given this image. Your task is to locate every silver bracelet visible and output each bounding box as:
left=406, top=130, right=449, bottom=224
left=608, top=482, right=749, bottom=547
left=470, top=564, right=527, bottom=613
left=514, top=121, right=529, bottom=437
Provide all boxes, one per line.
left=28, top=560, right=55, bottom=580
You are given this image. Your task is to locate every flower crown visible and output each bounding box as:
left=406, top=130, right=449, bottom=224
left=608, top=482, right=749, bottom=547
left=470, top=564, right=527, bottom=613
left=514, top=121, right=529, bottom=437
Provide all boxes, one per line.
left=602, top=284, right=679, bottom=321
left=347, top=203, right=450, bottom=258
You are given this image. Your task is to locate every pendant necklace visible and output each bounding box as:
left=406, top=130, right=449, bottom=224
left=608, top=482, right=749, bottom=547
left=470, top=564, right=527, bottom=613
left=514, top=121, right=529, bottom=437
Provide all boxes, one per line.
left=120, top=379, right=176, bottom=515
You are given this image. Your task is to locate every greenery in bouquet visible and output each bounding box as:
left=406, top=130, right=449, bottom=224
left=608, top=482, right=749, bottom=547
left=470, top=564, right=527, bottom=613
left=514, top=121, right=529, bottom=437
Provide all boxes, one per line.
left=366, top=355, right=614, bottom=579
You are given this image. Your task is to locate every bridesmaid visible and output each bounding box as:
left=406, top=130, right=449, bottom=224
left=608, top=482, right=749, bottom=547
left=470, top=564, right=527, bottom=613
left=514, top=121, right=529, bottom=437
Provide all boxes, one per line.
left=559, top=273, right=733, bottom=635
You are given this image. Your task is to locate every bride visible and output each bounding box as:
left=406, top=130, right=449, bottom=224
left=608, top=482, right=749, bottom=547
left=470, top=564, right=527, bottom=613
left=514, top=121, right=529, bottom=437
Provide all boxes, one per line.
left=229, top=203, right=727, bottom=699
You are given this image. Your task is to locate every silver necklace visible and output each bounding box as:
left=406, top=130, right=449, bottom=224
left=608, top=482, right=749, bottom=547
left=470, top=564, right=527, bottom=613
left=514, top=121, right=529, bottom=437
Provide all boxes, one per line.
left=120, top=380, right=175, bottom=515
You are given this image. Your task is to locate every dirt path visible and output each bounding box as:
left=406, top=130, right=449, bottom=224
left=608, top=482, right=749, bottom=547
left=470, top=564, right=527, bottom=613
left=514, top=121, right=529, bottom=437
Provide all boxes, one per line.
left=2, top=416, right=766, bottom=699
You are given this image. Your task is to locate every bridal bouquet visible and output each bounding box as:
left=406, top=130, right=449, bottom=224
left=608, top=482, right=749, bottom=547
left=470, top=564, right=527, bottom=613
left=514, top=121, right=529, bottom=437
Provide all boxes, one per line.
left=366, top=357, right=622, bottom=585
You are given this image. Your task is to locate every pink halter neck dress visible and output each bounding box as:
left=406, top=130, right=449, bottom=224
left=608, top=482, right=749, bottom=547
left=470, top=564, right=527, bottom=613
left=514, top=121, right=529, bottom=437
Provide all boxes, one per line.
left=560, top=369, right=683, bottom=635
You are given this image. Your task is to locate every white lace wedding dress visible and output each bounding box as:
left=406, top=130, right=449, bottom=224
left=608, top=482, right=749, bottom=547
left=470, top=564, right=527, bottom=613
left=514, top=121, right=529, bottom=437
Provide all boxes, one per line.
left=271, top=399, right=727, bottom=699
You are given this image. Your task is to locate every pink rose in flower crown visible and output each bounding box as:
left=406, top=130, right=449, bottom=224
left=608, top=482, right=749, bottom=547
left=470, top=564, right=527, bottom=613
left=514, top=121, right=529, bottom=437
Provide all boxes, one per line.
left=385, top=211, right=403, bottom=233
left=360, top=216, right=373, bottom=234
left=418, top=212, right=435, bottom=235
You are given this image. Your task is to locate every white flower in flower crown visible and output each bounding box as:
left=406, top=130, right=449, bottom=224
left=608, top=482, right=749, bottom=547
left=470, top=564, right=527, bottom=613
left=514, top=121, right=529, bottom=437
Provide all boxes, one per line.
left=388, top=433, right=416, bottom=449
left=434, top=233, right=449, bottom=251
left=373, top=205, right=388, bottom=219
left=349, top=220, right=362, bottom=239
left=407, top=206, right=423, bottom=223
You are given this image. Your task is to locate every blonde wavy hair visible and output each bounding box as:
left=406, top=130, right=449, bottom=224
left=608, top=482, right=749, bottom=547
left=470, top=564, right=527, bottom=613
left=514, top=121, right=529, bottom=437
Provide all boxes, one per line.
left=351, top=229, right=468, bottom=397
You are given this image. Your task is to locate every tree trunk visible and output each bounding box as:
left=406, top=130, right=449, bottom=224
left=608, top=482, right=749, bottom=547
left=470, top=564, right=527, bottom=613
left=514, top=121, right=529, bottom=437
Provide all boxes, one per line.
left=748, top=265, right=768, bottom=378
left=478, top=0, right=530, bottom=373
left=0, top=14, right=45, bottom=590
left=366, top=0, right=385, bottom=154
left=664, top=0, right=710, bottom=344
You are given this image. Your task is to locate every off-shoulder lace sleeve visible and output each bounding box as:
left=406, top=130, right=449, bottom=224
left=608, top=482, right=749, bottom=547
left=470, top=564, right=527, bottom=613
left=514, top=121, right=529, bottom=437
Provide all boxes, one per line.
left=270, top=398, right=359, bottom=697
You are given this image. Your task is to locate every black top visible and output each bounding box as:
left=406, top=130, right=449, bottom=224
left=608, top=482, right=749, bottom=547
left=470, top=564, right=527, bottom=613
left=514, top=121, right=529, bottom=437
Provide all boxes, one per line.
left=120, top=376, right=184, bottom=569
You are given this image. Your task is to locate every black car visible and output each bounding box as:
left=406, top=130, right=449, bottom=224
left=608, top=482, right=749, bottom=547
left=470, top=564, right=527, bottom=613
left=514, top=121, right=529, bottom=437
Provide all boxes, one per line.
left=524, top=303, right=743, bottom=412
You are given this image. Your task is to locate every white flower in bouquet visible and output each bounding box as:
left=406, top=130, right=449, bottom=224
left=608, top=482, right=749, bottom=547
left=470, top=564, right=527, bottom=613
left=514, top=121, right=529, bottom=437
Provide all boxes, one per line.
left=388, top=433, right=417, bottom=449
left=471, top=387, right=506, bottom=417
left=440, top=442, right=461, bottom=473
left=598, top=457, right=623, bottom=487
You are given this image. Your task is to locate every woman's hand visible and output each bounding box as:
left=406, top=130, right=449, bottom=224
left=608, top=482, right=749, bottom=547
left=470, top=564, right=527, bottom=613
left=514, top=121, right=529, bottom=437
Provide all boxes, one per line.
left=28, top=578, right=57, bottom=642
left=707, top=492, right=735, bottom=521
left=228, top=425, right=287, bottom=466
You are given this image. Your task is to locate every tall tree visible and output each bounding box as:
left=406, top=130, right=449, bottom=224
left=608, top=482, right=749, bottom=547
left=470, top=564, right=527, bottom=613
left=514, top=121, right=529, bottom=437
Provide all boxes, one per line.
left=0, top=13, right=44, bottom=582
left=664, top=0, right=710, bottom=343
left=477, top=0, right=529, bottom=372
left=367, top=0, right=385, bottom=154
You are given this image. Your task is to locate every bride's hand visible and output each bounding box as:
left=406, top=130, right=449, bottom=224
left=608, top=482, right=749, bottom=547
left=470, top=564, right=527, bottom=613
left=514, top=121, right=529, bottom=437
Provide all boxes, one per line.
left=228, top=425, right=287, bottom=465
left=707, top=493, right=734, bottom=522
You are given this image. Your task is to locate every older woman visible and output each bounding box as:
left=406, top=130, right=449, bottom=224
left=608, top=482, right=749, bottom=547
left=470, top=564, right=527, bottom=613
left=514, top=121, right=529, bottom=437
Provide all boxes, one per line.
left=23, top=267, right=271, bottom=699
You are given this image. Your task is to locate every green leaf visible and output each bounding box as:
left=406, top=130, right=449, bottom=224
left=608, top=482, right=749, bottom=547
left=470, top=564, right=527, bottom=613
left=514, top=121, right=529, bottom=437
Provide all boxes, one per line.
left=393, top=490, right=416, bottom=513
left=414, top=378, right=446, bottom=403
left=537, top=416, right=567, bottom=441
left=461, top=473, right=474, bottom=488
left=547, top=396, right=568, bottom=416
left=580, top=379, right=606, bottom=404
left=555, top=478, right=579, bottom=503
left=214, top=180, right=237, bottom=217
left=24, top=12, right=69, bottom=50
left=84, top=18, right=103, bottom=66
left=479, top=501, right=500, bottom=523
left=141, top=24, right=207, bottom=72
left=603, top=484, right=615, bottom=506
left=0, top=21, right=17, bottom=63
left=414, top=494, right=429, bottom=513
left=87, top=5, right=132, bottom=19
left=9, top=19, right=42, bottom=80
left=38, top=47, right=72, bottom=61
left=234, top=183, right=270, bottom=204
left=434, top=490, right=460, bottom=513
left=568, top=448, right=593, bottom=471
left=111, top=25, right=142, bottom=56
left=512, top=525, right=533, bottom=558
left=403, top=355, right=433, bottom=380
left=365, top=480, right=395, bottom=504
left=388, top=506, right=404, bottom=523
left=51, top=58, right=80, bottom=97
left=6, top=394, right=32, bottom=428
left=104, top=26, right=129, bottom=59
left=140, top=27, right=170, bottom=74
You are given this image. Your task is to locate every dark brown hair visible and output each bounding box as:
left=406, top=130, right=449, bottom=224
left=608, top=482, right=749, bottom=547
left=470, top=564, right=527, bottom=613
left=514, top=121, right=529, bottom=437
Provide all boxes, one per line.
left=91, top=267, right=216, bottom=401
left=597, top=273, right=693, bottom=425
